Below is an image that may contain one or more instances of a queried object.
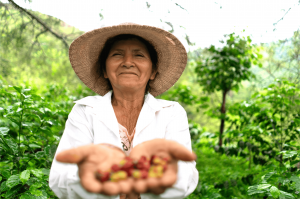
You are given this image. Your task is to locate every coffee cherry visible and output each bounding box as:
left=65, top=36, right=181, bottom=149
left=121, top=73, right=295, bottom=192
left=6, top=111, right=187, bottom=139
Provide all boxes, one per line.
left=111, top=164, right=120, bottom=172
left=132, top=170, right=142, bottom=179
left=149, top=165, right=164, bottom=178
left=152, top=156, right=163, bottom=165
left=110, top=171, right=128, bottom=182
left=96, top=155, right=169, bottom=183
left=136, top=160, right=150, bottom=171
left=141, top=170, right=148, bottom=179
left=96, top=170, right=110, bottom=182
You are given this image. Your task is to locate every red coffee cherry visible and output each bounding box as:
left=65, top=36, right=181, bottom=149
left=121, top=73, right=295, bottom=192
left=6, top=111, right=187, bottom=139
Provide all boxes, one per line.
left=111, top=164, right=120, bottom=172
left=96, top=170, right=110, bottom=182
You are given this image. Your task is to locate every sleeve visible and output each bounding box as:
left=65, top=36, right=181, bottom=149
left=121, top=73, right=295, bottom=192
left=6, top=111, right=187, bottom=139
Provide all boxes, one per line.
left=141, top=102, right=199, bottom=199
left=48, top=103, right=119, bottom=199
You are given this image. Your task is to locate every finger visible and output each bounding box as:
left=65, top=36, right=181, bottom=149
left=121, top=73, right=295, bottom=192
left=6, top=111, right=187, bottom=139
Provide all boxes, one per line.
left=133, top=179, right=148, bottom=193
left=56, top=145, right=97, bottom=163
left=119, top=178, right=134, bottom=194
left=146, top=177, right=160, bottom=189
left=80, top=168, right=103, bottom=193
left=101, top=181, right=121, bottom=196
left=166, top=140, right=196, bottom=161
left=159, top=164, right=177, bottom=187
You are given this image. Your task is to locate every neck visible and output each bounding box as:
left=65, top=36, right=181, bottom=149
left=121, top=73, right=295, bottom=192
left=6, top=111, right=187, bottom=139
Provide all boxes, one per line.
left=111, top=90, right=145, bottom=110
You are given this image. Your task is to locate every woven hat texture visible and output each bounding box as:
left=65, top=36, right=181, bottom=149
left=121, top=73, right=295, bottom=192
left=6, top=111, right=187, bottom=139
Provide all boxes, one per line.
left=69, top=22, right=187, bottom=97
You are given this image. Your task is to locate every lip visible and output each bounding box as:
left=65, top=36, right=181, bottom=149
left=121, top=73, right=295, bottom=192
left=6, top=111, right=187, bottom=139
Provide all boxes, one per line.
left=120, top=73, right=136, bottom=75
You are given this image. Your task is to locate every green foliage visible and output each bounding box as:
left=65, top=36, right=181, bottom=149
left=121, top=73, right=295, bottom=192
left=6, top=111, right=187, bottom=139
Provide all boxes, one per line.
left=224, top=78, right=300, bottom=168
left=190, top=143, right=262, bottom=199
left=0, top=3, right=84, bottom=91
left=194, top=33, right=262, bottom=94
left=0, top=83, right=67, bottom=198
left=248, top=150, right=300, bottom=198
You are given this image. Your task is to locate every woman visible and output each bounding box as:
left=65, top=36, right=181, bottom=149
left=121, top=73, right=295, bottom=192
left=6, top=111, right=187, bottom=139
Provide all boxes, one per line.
left=49, top=23, right=199, bottom=199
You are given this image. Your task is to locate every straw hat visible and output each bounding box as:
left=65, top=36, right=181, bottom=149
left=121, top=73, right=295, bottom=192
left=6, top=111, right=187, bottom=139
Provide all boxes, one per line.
left=69, top=22, right=187, bottom=97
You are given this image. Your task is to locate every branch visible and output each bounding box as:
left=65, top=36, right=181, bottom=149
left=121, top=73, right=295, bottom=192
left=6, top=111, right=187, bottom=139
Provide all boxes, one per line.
left=273, top=7, right=292, bottom=30
left=175, top=3, right=187, bottom=12
left=7, top=0, right=69, bottom=49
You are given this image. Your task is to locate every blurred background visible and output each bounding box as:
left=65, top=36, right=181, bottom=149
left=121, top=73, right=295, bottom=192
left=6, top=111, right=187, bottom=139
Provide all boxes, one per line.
left=1, top=0, right=300, bottom=198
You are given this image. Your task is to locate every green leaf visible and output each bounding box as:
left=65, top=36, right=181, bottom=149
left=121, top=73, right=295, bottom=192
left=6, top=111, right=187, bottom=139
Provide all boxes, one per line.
left=290, top=176, right=300, bottom=191
left=35, top=151, right=45, bottom=159
left=29, top=183, right=43, bottom=196
left=44, top=144, right=57, bottom=159
left=261, top=171, right=276, bottom=183
left=30, top=169, right=43, bottom=179
left=0, top=169, right=11, bottom=179
left=29, top=183, right=43, bottom=190
left=247, top=185, right=265, bottom=195
left=283, top=151, right=298, bottom=159
left=30, top=189, right=43, bottom=197
left=270, top=186, right=280, bottom=198
left=0, top=181, right=8, bottom=192
left=0, top=176, right=2, bottom=181
left=30, top=94, right=42, bottom=101
left=29, top=143, right=41, bottom=148
left=13, top=86, right=22, bottom=93
left=25, top=177, right=38, bottom=186
left=6, top=174, right=21, bottom=188
left=20, top=193, right=36, bottom=199
left=4, top=184, right=22, bottom=198
left=41, top=168, right=50, bottom=176
left=279, top=190, right=295, bottom=199
left=22, top=88, right=31, bottom=93
left=257, top=184, right=271, bottom=190
left=4, top=138, right=18, bottom=154
left=0, top=127, right=9, bottom=136
left=20, top=170, right=31, bottom=184
left=6, top=116, right=19, bottom=125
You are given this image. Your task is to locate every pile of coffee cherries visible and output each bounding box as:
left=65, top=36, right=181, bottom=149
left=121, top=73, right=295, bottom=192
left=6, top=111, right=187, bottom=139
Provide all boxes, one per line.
left=96, top=155, right=170, bottom=182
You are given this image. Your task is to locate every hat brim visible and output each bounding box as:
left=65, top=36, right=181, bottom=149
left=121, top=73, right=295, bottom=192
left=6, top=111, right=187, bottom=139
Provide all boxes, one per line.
left=69, top=24, right=187, bottom=97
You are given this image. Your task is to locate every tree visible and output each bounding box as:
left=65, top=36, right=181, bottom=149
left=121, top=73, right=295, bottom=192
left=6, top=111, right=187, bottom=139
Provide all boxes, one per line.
left=194, top=33, right=262, bottom=147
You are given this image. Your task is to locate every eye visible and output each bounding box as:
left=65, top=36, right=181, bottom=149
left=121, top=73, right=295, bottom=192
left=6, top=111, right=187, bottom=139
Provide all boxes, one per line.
left=136, top=54, right=144, bottom=57
left=112, top=53, right=121, bottom=56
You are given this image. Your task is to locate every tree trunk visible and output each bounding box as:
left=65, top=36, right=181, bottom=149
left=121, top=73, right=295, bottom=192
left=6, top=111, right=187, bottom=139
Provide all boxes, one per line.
left=219, top=90, right=227, bottom=147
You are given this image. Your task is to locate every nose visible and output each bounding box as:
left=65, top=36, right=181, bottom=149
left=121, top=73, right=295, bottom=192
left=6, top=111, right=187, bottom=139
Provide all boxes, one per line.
left=122, top=54, right=134, bottom=67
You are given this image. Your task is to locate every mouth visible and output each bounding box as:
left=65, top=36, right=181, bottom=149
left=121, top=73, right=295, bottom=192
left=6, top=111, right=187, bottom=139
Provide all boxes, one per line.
left=121, top=73, right=136, bottom=75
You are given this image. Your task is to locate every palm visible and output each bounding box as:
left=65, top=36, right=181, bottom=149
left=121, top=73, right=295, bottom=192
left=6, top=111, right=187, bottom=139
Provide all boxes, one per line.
left=56, top=144, right=134, bottom=195
left=129, top=139, right=196, bottom=195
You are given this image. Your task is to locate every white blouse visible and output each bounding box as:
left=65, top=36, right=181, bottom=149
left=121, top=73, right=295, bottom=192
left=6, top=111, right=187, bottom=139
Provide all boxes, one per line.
left=49, top=90, right=199, bottom=199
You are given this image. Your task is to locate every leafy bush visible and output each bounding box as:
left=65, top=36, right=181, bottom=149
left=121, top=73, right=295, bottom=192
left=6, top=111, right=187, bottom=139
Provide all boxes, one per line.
left=0, top=79, right=96, bottom=198
left=0, top=84, right=65, bottom=198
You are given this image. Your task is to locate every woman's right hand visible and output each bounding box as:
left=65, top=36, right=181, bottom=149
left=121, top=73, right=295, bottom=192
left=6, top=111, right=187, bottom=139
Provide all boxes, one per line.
left=56, top=144, right=134, bottom=196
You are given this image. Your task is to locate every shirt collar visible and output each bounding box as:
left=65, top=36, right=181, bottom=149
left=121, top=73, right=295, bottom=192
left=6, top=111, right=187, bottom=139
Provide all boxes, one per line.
left=74, top=90, right=175, bottom=112
left=73, top=90, right=176, bottom=140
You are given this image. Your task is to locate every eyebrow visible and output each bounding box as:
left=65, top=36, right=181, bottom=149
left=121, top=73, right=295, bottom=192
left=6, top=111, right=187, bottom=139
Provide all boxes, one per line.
left=112, top=49, right=144, bottom=52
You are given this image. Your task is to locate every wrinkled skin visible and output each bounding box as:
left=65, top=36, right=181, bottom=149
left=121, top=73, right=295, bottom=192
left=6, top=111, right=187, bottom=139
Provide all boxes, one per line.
left=56, top=139, right=196, bottom=196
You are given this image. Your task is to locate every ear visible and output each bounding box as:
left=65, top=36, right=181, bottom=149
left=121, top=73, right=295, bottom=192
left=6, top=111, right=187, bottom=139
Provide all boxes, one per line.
left=103, top=70, right=108, bottom=79
left=149, top=68, right=157, bottom=80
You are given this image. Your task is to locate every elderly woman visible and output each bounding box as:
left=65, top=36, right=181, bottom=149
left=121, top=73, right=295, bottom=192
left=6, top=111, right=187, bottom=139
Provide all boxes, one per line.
left=49, top=23, right=199, bottom=199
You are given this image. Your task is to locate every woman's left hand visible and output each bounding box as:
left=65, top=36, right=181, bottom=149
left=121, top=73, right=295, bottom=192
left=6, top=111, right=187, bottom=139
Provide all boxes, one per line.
left=128, top=139, right=196, bottom=195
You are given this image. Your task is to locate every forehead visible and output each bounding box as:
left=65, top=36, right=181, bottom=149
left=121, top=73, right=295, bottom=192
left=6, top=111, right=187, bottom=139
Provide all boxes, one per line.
left=110, top=38, right=148, bottom=51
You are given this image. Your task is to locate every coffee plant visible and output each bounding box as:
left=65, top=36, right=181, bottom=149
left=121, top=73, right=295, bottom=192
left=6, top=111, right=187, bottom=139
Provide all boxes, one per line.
left=0, top=84, right=64, bottom=198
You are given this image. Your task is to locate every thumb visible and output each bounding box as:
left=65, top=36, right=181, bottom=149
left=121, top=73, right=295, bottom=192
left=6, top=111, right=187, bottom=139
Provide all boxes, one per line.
left=56, top=144, right=94, bottom=163
left=166, top=140, right=197, bottom=161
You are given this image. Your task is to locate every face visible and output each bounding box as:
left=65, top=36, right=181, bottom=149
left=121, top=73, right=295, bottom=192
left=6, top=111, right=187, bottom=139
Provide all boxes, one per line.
left=104, top=39, right=157, bottom=93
